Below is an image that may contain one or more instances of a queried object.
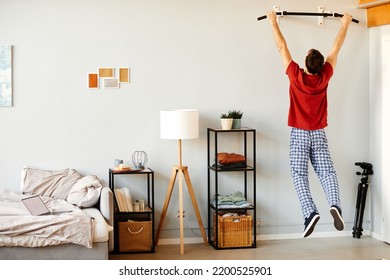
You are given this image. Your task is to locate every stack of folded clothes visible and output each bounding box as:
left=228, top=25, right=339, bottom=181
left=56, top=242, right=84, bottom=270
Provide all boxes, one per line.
left=214, top=152, right=246, bottom=169
left=213, top=191, right=252, bottom=208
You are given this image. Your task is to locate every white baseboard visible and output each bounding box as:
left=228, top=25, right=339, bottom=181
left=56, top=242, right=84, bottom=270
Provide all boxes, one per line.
left=369, top=230, right=381, bottom=240
left=157, top=230, right=373, bottom=245
left=257, top=230, right=359, bottom=240
left=158, top=237, right=205, bottom=245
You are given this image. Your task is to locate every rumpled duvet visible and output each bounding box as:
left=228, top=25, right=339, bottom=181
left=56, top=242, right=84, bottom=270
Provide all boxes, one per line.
left=0, top=189, right=93, bottom=248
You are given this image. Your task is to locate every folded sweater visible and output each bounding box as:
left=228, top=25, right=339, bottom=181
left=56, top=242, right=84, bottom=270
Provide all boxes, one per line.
left=214, top=191, right=251, bottom=207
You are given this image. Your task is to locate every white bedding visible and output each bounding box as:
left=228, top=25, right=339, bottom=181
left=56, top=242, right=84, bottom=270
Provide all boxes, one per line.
left=82, top=208, right=112, bottom=243
left=0, top=189, right=94, bottom=248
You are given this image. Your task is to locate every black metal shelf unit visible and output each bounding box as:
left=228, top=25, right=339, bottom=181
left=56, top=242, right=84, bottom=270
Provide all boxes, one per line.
left=109, top=168, right=155, bottom=253
left=207, top=127, right=256, bottom=249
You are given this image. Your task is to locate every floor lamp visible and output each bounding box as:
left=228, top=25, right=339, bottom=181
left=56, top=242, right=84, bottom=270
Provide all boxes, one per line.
left=156, top=109, right=208, bottom=255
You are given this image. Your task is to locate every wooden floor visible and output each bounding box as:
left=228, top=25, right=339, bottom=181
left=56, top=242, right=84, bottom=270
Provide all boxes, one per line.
left=109, top=236, right=390, bottom=260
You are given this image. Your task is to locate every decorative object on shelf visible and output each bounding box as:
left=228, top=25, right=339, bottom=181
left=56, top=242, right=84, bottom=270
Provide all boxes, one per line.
left=139, top=199, right=145, bottom=211
left=113, top=159, right=131, bottom=171
left=132, top=151, right=148, bottom=169
left=227, top=110, right=243, bottom=129
left=157, top=109, right=208, bottom=255
left=114, top=159, right=123, bottom=168
left=220, top=113, right=233, bottom=130
left=133, top=200, right=140, bottom=212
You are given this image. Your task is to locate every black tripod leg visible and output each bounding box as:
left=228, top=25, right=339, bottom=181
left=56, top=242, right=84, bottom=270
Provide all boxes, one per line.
left=353, top=183, right=363, bottom=238
left=356, top=183, right=369, bottom=238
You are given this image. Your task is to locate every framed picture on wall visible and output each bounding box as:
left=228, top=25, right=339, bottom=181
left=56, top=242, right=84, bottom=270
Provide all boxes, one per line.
left=98, top=67, right=114, bottom=78
left=88, top=73, right=99, bottom=89
left=0, top=45, right=12, bottom=107
left=103, top=78, right=119, bottom=88
left=119, top=67, right=130, bottom=83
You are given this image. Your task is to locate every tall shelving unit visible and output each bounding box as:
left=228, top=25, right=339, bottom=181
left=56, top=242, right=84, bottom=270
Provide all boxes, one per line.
left=207, top=127, right=256, bottom=249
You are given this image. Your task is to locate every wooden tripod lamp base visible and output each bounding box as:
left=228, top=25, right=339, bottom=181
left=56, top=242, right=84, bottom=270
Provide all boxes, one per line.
left=158, top=109, right=207, bottom=255
left=155, top=164, right=208, bottom=255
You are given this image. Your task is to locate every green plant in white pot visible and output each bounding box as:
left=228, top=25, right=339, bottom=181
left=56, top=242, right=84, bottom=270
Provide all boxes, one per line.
left=228, top=110, right=243, bottom=129
left=220, top=113, right=233, bottom=130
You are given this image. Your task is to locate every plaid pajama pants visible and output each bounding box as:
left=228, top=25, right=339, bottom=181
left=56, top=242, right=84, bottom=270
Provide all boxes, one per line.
left=289, top=128, right=341, bottom=219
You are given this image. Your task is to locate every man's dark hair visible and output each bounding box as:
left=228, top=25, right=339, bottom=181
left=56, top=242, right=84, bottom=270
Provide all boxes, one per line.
left=305, top=49, right=324, bottom=74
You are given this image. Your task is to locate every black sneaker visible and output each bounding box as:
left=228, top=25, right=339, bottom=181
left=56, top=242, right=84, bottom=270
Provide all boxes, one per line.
left=303, top=212, right=320, bottom=238
left=330, top=205, right=344, bottom=231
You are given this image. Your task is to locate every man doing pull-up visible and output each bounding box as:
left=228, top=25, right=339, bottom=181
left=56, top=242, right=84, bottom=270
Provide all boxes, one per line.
left=266, top=11, right=353, bottom=237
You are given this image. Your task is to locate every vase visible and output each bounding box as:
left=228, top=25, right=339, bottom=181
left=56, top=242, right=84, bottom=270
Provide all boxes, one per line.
left=220, top=118, right=233, bottom=130
left=232, top=119, right=241, bottom=129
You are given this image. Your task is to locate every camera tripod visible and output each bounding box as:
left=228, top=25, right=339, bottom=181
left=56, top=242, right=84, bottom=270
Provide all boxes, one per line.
left=352, top=162, right=373, bottom=239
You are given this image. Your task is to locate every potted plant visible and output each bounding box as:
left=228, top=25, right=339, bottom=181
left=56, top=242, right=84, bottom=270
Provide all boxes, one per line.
left=220, top=113, right=233, bottom=130
left=227, top=110, right=243, bottom=129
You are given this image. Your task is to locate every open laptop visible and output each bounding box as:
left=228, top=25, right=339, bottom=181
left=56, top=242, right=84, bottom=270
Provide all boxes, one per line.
left=21, top=195, right=51, bottom=216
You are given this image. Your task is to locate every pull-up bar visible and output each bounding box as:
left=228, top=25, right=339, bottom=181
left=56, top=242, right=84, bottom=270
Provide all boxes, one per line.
left=257, top=11, right=359, bottom=24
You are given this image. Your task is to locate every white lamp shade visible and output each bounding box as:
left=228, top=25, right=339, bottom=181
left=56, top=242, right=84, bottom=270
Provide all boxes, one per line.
left=160, top=109, right=199, bottom=139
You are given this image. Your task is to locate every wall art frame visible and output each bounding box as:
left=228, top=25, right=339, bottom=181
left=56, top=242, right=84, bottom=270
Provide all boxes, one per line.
left=103, top=78, right=119, bottom=89
left=98, top=67, right=114, bottom=78
left=88, top=73, right=99, bottom=89
left=0, top=45, right=13, bottom=107
left=119, top=67, right=130, bottom=83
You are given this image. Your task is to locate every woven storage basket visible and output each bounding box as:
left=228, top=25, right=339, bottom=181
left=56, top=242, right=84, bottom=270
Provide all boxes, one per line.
left=118, top=220, right=152, bottom=252
left=214, top=213, right=253, bottom=248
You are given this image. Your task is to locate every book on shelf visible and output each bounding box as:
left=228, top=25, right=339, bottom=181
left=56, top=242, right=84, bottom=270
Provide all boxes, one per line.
left=122, top=188, right=134, bottom=212
left=114, top=188, right=125, bottom=212
left=114, top=187, right=134, bottom=212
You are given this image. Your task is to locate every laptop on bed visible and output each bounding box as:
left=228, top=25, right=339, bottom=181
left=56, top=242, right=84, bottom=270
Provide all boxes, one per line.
left=21, top=195, right=51, bottom=216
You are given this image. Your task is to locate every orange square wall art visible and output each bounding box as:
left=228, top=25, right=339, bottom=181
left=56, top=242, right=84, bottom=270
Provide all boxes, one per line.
left=88, top=73, right=99, bottom=89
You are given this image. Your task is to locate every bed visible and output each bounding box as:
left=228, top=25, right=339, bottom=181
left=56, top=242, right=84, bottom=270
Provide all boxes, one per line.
left=0, top=167, right=114, bottom=260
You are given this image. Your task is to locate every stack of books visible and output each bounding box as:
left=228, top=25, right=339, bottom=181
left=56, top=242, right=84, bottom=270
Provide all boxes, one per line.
left=114, top=187, right=134, bottom=212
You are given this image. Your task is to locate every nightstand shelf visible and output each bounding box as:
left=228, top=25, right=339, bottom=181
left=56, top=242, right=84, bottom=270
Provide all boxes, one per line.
left=109, top=168, right=155, bottom=254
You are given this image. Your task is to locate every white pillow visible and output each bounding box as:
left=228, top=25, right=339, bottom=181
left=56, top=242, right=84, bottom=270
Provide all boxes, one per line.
left=66, top=175, right=102, bottom=208
left=21, top=166, right=83, bottom=199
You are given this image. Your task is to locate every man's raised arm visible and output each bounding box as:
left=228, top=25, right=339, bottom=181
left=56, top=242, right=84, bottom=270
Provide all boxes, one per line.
left=267, top=11, right=292, bottom=71
left=326, top=13, right=353, bottom=69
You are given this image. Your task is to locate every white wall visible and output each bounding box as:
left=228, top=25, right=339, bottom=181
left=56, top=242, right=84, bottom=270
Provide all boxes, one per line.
left=0, top=0, right=370, bottom=240
left=369, top=24, right=390, bottom=241
left=381, top=34, right=390, bottom=243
